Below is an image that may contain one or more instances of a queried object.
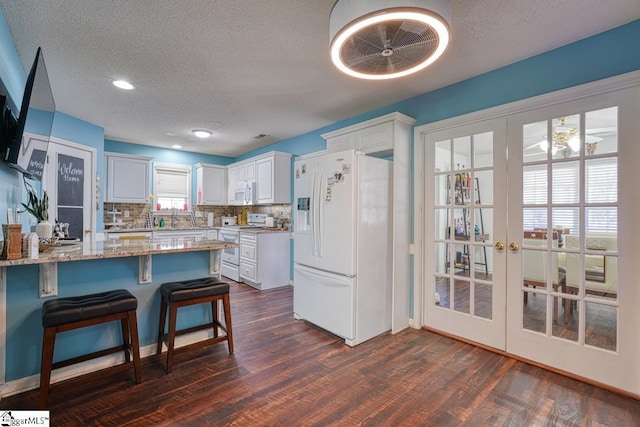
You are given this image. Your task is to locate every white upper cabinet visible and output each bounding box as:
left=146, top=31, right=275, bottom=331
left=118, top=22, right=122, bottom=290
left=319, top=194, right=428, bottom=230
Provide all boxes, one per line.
left=326, top=132, right=355, bottom=153
left=227, top=151, right=292, bottom=205
left=195, top=163, right=227, bottom=205
left=255, top=152, right=292, bottom=204
left=105, top=152, right=152, bottom=203
left=227, top=160, right=255, bottom=205
left=322, top=112, right=415, bottom=157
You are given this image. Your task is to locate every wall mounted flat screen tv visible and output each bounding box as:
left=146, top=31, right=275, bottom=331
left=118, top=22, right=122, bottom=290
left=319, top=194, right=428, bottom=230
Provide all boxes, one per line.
left=0, top=47, right=55, bottom=180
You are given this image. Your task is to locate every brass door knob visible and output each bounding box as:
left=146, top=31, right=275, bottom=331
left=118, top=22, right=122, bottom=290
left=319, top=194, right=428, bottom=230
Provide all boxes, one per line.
left=494, top=242, right=505, bottom=250
left=509, top=242, right=520, bottom=251
left=84, top=228, right=92, bottom=233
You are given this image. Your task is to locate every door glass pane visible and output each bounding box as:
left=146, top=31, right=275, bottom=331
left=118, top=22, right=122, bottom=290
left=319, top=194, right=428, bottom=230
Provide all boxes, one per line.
left=453, top=243, right=469, bottom=275
left=585, top=208, right=617, bottom=244
left=434, top=209, right=448, bottom=240
left=552, top=114, right=580, bottom=160
left=474, top=170, right=493, bottom=205
left=523, top=207, right=547, bottom=235
left=585, top=158, right=617, bottom=203
left=522, top=249, right=548, bottom=289
left=454, top=279, right=470, bottom=314
left=474, top=208, right=491, bottom=242
left=434, top=276, right=450, bottom=309
left=434, top=242, right=448, bottom=275
left=523, top=165, right=547, bottom=204
left=552, top=161, right=579, bottom=204
left=435, top=174, right=448, bottom=205
left=552, top=207, right=578, bottom=247
left=453, top=208, right=470, bottom=241
left=474, top=282, right=492, bottom=319
left=435, top=139, right=452, bottom=172
left=454, top=173, right=472, bottom=205
left=523, top=120, right=548, bottom=163
left=585, top=302, right=617, bottom=351
left=551, top=296, right=578, bottom=342
left=473, top=245, right=491, bottom=280
left=473, top=131, right=493, bottom=168
left=523, top=292, right=546, bottom=334
left=453, top=136, right=471, bottom=170
left=585, top=107, right=617, bottom=156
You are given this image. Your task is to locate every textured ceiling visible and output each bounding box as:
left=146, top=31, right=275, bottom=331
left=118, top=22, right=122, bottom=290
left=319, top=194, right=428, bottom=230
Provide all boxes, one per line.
left=1, top=0, right=639, bottom=158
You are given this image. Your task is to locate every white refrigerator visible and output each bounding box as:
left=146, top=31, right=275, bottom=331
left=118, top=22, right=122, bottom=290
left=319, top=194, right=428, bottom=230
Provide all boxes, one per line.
left=293, top=149, right=392, bottom=346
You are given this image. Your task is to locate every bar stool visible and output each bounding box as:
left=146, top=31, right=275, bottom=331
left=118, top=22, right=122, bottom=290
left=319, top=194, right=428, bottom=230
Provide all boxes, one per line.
left=39, top=289, right=141, bottom=409
left=157, top=277, right=233, bottom=373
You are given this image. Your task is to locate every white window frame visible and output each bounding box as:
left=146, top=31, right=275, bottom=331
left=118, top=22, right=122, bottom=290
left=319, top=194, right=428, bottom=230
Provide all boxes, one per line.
left=153, top=162, right=192, bottom=212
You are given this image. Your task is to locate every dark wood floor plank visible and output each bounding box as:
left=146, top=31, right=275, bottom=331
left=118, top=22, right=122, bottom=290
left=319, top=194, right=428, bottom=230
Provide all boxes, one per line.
left=1, top=281, right=639, bottom=426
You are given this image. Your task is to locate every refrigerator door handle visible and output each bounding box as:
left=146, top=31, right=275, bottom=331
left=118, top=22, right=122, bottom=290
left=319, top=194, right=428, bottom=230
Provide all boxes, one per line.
left=295, top=264, right=354, bottom=285
left=311, top=168, right=318, bottom=256
left=317, top=170, right=324, bottom=257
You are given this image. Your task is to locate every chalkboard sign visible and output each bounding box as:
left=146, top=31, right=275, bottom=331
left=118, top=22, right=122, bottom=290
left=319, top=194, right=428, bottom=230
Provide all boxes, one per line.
left=57, top=153, right=84, bottom=207
left=26, top=148, right=46, bottom=180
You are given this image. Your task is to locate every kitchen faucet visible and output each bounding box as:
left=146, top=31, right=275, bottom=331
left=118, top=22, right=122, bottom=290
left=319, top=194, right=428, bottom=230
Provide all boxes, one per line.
left=171, top=209, right=177, bottom=227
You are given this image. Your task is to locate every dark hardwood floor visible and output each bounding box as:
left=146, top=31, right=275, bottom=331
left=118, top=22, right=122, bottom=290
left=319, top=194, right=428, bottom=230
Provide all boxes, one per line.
left=1, top=281, right=639, bottom=426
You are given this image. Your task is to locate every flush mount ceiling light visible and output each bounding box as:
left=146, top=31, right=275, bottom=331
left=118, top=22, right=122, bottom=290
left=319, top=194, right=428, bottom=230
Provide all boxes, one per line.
left=112, top=80, right=134, bottom=90
left=172, top=144, right=183, bottom=149
left=329, top=0, right=451, bottom=80
left=192, top=129, right=212, bottom=138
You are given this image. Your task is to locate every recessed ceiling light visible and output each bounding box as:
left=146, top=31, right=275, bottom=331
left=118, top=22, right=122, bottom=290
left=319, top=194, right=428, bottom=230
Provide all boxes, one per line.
left=112, top=80, right=134, bottom=90
left=192, top=129, right=212, bottom=138
left=172, top=144, right=183, bottom=149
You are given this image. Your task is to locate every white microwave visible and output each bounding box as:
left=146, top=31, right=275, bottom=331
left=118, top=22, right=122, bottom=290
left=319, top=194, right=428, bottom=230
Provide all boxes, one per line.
left=234, top=181, right=256, bottom=205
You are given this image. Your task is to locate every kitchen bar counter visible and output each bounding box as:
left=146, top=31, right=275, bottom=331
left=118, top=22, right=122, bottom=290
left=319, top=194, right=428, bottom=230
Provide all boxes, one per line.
left=0, top=237, right=239, bottom=392
left=0, top=238, right=237, bottom=267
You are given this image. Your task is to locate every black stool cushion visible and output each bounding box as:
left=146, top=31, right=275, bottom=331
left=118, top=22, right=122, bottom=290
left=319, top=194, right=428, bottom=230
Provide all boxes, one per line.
left=160, top=277, right=229, bottom=303
left=42, top=289, right=137, bottom=328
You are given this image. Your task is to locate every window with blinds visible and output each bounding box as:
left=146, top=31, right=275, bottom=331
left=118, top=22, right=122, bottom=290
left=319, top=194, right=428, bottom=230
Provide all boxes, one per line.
left=154, top=163, right=191, bottom=211
left=523, top=158, right=617, bottom=233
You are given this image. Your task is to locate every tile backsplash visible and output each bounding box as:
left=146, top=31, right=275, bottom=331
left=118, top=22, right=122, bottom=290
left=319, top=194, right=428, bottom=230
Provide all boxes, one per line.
left=103, top=203, right=291, bottom=229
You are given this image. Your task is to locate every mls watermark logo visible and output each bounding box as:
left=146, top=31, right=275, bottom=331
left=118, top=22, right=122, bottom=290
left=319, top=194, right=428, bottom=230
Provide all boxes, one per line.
left=0, top=411, right=50, bottom=426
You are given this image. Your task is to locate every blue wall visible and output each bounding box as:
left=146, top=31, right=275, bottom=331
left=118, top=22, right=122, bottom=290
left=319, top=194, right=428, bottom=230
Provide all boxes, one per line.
left=1, top=10, right=640, bottom=383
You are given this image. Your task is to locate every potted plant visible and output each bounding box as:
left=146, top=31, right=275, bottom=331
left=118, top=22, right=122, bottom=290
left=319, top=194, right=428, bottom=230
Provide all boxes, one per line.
left=21, top=184, right=52, bottom=239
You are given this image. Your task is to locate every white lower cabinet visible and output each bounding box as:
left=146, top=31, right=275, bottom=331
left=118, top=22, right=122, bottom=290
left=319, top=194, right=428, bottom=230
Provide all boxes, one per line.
left=153, top=229, right=207, bottom=239
left=240, top=231, right=290, bottom=290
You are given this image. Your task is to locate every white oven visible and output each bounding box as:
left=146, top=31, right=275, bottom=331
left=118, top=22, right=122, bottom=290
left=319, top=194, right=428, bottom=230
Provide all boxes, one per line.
left=220, top=227, right=240, bottom=281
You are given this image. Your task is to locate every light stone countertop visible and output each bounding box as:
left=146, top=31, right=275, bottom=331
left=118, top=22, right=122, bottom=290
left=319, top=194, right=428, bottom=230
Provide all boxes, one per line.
left=104, top=226, right=214, bottom=233
left=0, top=237, right=237, bottom=267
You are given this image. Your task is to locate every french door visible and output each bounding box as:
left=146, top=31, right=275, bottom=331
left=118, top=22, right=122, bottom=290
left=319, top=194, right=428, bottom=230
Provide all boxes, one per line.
left=505, top=88, right=640, bottom=393
left=43, top=138, right=96, bottom=243
left=419, top=84, right=640, bottom=395
left=423, top=118, right=507, bottom=350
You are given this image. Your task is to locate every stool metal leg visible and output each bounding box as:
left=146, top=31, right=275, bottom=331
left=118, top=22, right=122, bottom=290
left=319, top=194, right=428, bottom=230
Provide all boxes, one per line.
left=39, top=327, right=56, bottom=409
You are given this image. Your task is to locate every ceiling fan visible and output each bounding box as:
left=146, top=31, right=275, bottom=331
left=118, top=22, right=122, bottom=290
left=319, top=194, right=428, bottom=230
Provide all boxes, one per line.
left=523, top=117, right=615, bottom=157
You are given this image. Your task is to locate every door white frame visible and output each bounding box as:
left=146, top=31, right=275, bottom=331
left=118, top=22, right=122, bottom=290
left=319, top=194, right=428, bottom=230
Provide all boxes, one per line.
left=413, top=70, right=640, bottom=395
left=44, top=136, right=97, bottom=244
